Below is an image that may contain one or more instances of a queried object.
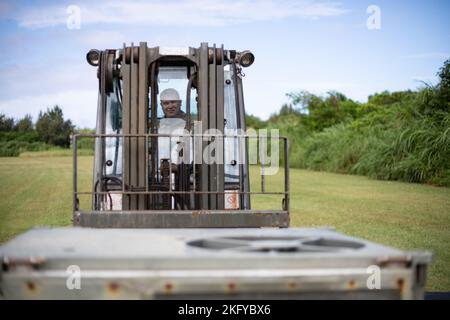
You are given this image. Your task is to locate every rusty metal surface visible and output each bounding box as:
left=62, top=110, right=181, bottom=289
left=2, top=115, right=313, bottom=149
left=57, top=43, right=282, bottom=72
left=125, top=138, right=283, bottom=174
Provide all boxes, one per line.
left=0, top=228, right=432, bottom=299
left=73, top=210, right=289, bottom=228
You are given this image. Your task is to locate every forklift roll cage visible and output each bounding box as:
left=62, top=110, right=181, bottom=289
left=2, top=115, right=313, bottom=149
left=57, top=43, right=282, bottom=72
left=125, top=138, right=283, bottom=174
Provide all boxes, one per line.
left=73, top=42, right=289, bottom=228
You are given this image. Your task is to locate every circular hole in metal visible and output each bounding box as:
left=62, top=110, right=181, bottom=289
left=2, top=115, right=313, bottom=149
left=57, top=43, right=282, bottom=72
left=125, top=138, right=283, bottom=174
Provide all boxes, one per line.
left=187, top=236, right=364, bottom=253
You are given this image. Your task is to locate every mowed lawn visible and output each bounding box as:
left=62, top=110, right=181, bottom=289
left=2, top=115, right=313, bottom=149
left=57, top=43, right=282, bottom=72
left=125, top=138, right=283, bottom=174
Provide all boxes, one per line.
left=0, top=154, right=449, bottom=291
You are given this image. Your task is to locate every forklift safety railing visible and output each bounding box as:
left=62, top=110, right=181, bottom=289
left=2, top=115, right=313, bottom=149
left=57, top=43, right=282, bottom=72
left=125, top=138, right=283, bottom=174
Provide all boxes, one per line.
left=72, top=133, right=289, bottom=228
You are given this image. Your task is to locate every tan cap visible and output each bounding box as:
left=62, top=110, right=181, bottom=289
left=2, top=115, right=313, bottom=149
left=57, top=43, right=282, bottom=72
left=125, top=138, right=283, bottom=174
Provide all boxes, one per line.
left=160, top=88, right=181, bottom=101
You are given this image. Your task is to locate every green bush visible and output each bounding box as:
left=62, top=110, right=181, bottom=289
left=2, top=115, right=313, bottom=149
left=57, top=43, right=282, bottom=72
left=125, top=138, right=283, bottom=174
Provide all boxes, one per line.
left=0, top=140, right=51, bottom=157
left=0, top=131, right=40, bottom=143
left=0, top=144, right=20, bottom=156
left=0, top=130, right=52, bottom=157
left=73, top=128, right=95, bottom=150
left=288, top=99, right=450, bottom=186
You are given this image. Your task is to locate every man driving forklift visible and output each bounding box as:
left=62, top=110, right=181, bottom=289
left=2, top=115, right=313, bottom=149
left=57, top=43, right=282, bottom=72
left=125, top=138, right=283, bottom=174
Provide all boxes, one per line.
left=159, top=88, right=187, bottom=120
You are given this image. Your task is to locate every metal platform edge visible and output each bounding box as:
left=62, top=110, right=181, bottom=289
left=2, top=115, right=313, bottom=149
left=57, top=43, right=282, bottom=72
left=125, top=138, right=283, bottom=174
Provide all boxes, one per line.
left=73, top=210, right=290, bottom=228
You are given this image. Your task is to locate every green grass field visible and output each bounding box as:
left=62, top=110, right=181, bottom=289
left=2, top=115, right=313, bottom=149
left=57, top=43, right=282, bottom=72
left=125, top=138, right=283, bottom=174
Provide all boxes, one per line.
left=0, top=154, right=449, bottom=291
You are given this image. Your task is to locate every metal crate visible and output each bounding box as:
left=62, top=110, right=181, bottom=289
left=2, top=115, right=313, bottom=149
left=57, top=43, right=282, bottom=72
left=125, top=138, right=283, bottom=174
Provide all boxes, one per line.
left=0, top=227, right=431, bottom=299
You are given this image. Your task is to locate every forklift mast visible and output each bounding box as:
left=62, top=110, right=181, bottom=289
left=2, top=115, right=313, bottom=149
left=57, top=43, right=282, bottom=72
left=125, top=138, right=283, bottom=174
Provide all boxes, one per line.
left=73, top=42, right=289, bottom=228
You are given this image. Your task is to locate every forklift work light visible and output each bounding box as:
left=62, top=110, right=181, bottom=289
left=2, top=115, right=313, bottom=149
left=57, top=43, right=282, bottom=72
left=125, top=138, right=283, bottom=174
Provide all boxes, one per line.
left=239, top=50, right=255, bottom=67
left=86, top=49, right=100, bottom=66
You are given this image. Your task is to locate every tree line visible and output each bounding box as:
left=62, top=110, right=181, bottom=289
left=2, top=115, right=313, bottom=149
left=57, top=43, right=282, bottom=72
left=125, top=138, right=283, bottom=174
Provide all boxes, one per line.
left=0, top=106, right=74, bottom=156
left=2, top=60, right=449, bottom=186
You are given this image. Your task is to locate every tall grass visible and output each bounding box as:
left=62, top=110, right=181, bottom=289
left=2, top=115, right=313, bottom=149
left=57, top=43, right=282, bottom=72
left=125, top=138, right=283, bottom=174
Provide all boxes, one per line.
left=290, top=104, right=450, bottom=187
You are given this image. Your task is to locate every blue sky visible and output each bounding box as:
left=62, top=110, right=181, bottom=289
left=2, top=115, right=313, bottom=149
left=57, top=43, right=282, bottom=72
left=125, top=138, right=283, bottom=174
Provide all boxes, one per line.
left=0, top=0, right=449, bottom=128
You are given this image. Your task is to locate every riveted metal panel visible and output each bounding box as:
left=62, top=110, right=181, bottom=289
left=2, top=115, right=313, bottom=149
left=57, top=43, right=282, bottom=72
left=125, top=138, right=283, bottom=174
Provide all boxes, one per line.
left=0, top=228, right=432, bottom=299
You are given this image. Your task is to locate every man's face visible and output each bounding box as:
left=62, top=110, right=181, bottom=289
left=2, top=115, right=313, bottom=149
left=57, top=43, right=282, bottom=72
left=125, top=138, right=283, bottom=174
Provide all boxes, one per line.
left=161, top=100, right=181, bottom=118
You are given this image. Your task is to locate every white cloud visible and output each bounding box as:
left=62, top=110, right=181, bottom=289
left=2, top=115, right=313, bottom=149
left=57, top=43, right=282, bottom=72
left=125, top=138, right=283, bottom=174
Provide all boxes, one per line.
left=17, top=5, right=67, bottom=29
left=15, top=0, right=350, bottom=29
left=0, top=60, right=96, bottom=100
left=76, top=30, right=128, bottom=48
left=0, top=90, right=98, bottom=128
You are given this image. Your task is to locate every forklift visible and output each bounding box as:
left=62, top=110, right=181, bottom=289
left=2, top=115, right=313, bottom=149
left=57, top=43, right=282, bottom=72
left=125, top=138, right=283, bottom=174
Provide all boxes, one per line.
left=73, top=42, right=289, bottom=228
left=0, top=43, right=431, bottom=299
